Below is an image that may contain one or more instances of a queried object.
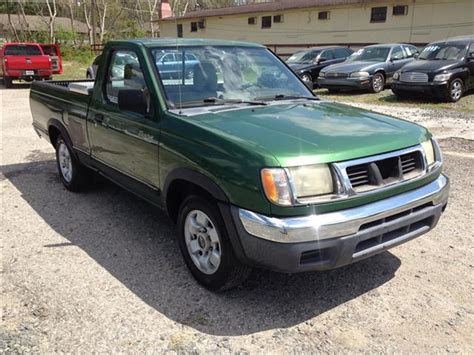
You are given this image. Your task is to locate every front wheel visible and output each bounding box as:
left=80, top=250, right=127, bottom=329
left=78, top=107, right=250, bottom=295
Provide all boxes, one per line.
left=55, top=135, right=91, bottom=192
left=300, top=73, right=313, bottom=90
left=446, top=78, right=464, bottom=102
left=177, top=195, right=250, bottom=291
left=370, top=73, right=385, bottom=93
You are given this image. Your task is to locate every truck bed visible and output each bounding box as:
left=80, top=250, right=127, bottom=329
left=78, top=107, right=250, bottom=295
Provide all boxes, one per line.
left=30, top=79, right=94, bottom=154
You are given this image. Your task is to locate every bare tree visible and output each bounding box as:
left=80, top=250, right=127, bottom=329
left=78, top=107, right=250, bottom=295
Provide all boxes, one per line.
left=146, top=0, right=161, bottom=38
left=82, top=0, right=94, bottom=44
left=6, top=0, right=20, bottom=41
left=33, top=0, right=58, bottom=42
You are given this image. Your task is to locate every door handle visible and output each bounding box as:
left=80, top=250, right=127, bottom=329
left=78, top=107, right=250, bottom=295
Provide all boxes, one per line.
left=94, top=113, right=104, bottom=123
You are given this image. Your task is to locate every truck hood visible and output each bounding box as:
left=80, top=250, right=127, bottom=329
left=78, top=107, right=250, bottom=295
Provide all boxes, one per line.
left=321, top=61, right=381, bottom=74
left=189, top=101, right=429, bottom=167
left=400, top=59, right=459, bottom=73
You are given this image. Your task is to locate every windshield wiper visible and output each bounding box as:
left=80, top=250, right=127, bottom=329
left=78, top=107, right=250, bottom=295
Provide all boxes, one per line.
left=203, top=97, right=267, bottom=106
left=256, top=94, right=320, bottom=101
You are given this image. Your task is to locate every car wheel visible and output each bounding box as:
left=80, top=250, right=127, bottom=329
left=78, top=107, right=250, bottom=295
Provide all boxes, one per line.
left=177, top=195, right=251, bottom=291
left=328, top=89, right=341, bottom=94
left=55, top=135, right=91, bottom=192
left=3, top=76, right=12, bottom=88
left=86, top=72, right=92, bottom=79
left=370, top=73, right=385, bottom=93
left=446, top=78, right=463, bottom=102
left=300, top=73, right=313, bottom=90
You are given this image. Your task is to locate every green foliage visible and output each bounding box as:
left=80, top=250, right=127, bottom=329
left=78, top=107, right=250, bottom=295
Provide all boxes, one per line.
left=61, top=45, right=96, bottom=65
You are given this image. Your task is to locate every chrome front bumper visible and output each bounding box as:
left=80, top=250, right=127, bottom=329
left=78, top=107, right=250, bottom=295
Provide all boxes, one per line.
left=239, top=174, right=449, bottom=243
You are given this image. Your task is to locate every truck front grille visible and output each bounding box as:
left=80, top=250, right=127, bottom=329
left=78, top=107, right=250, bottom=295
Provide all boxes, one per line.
left=400, top=72, right=428, bottom=83
left=345, top=150, right=424, bottom=192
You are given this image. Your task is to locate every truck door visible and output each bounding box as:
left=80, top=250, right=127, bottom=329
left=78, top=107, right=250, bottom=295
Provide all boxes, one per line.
left=87, top=48, right=160, bottom=191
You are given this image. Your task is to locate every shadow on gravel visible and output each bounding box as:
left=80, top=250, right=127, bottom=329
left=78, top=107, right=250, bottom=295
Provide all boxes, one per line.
left=2, top=159, right=401, bottom=336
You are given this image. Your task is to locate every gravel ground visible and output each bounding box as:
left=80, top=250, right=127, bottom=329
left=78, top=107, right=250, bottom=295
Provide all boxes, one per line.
left=1, top=87, right=473, bottom=353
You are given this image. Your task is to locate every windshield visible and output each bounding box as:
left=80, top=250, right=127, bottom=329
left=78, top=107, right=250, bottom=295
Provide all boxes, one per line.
left=4, top=45, right=42, bottom=56
left=151, top=46, right=312, bottom=108
left=286, top=50, right=321, bottom=64
left=419, top=43, right=467, bottom=60
left=346, top=47, right=390, bottom=63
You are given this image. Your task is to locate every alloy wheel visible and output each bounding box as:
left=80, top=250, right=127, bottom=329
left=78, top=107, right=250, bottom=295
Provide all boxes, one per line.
left=184, top=209, right=222, bottom=275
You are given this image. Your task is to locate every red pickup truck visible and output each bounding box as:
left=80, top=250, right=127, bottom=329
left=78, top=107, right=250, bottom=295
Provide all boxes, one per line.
left=0, top=43, right=53, bottom=88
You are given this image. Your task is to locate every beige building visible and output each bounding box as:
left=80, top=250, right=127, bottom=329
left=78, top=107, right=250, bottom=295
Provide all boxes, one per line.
left=159, top=0, right=474, bottom=55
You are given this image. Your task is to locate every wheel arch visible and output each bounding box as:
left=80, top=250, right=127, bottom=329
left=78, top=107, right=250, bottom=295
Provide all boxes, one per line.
left=47, top=119, right=75, bottom=153
left=163, top=168, right=230, bottom=223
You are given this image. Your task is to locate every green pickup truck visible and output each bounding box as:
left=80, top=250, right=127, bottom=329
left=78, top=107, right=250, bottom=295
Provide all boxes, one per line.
left=30, top=39, right=449, bottom=291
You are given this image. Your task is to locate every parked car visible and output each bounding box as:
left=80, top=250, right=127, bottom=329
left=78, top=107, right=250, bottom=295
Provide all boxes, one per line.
left=30, top=39, right=448, bottom=291
left=40, top=44, right=63, bottom=75
left=155, top=51, right=200, bottom=79
left=392, top=36, right=474, bottom=102
left=286, top=46, right=353, bottom=89
left=318, top=44, right=419, bottom=93
left=0, top=42, right=53, bottom=88
left=86, top=55, right=101, bottom=79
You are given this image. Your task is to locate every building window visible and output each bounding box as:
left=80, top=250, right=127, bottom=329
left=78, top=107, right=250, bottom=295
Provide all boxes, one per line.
left=248, top=17, right=257, bottom=25
left=198, top=20, right=205, bottom=29
left=318, top=11, right=330, bottom=20
left=190, top=22, right=198, bottom=32
left=261, top=16, right=272, bottom=29
left=371, top=7, right=387, bottom=23
left=393, top=5, right=408, bottom=16
left=273, top=14, right=283, bottom=23
left=177, top=24, right=183, bottom=38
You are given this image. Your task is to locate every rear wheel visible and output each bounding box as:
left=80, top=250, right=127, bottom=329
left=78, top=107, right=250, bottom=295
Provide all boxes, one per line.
left=3, top=76, right=12, bottom=88
left=86, top=72, right=92, bottom=79
left=446, top=78, right=463, bottom=102
left=370, top=72, right=385, bottom=93
left=177, top=195, right=250, bottom=291
left=55, top=135, right=91, bottom=192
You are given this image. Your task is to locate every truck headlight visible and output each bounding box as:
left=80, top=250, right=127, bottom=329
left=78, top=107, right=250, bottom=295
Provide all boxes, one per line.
left=261, top=168, right=292, bottom=206
left=287, top=164, right=333, bottom=198
left=433, top=73, right=451, bottom=82
left=421, top=139, right=435, bottom=166
left=393, top=71, right=400, bottom=80
left=350, top=71, right=370, bottom=78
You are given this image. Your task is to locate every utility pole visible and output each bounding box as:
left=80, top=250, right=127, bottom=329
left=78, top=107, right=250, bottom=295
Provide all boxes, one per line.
left=91, top=0, right=96, bottom=45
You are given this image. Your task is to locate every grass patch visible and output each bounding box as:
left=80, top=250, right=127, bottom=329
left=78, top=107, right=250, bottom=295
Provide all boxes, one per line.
left=314, top=88, right=474, bottom=114
left=54, top=60, right=89, bottom=80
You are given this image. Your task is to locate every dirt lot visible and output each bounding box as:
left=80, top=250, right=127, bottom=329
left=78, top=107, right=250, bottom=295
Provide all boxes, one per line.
left=1, top=86, right=473, bottom=353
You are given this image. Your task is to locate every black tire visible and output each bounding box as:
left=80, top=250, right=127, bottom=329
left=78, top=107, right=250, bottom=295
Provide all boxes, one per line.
left=86, top=72, right=92, bottom=79
left=370, top=72, right=385, bottom=93
left=300, top=73, right=313, bottom=90
left=445, top=78, right=464, bottom=102
left=55, top=135, right=91, bottom=192
left=328, top=88, right=341, bottom=94
left=4, top=76, right=12, bottom=88
left=177, top=195, right=251, bottom=291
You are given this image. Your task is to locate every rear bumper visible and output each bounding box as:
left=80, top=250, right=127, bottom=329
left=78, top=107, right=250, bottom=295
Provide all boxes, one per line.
left=4, top=69, right=52, bottom=79
left=318, top=77, right=372, bottom=90
left=230, top=174, right=449, bottom=273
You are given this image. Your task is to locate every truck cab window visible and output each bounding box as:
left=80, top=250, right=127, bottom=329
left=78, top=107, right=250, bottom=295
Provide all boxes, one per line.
left=105, top=50, right=150, bottom=113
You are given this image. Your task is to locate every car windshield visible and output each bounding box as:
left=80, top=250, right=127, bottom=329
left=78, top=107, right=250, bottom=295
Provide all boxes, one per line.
left=151, top=46, right=312, bottom=108
left=286, top=50, right=321, bottom=64
left=4, top=45, right=42, bottom=56
left=418, top=43, right=467, bottom=60
left=346, top=47, right=390, bottom=63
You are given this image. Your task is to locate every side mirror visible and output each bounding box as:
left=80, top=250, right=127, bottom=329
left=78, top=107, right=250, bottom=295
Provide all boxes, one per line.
left=468, top=53, right=474, bottom=61
left=118, top=89, right=147, bottom=115
left=318, top=57, right=327, bottom=64
left=414, top=53, right=419, bottom=59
